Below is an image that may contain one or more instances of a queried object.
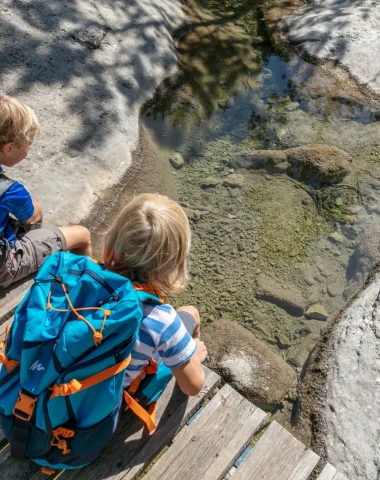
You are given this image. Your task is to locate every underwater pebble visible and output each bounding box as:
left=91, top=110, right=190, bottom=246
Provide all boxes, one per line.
left=169, top=152, right=185, bottom=169
left=305, top=304, right=329, bottom=320
left=328, top=232, right=344, bottom=244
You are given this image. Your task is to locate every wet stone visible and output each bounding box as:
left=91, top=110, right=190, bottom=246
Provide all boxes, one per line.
left=201, top=176, right=222, bottom=188
left=256, top=274, right=305, bottom=317
left=328, top=232, right=344, bottom=244
left=276, top=334, right=292, bottom=349
left=223, top=173, right=245, bottom=188
left=305, top=304, right=329, bottom=320
left=169, top=152, right=185, bottom=169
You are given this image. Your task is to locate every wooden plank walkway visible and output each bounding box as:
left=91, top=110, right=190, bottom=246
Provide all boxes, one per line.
left=0, top=287, right=349, bottom=480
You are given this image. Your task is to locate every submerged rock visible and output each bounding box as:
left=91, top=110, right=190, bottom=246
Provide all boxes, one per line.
left=255, top=274, right=305, bottom=316
left=201, top=176, right=221, bottom=188
left=229, top=144, right=351, bottom=184
left=344, top=223, right=380, bottom=299
left=169, top=152, right=185, bottom=169
left=285, top=144, right=351, bottom=184
left=223, top=173, right=245, bottom=188
left=202, top=320, right=297, bottom=410
left=305, top=304, right=328, bottom=321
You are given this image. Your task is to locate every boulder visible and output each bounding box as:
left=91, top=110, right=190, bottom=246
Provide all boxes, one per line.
left=231, top=145, right=351, bottom=184
left=169, top=152, right=185, bottom=169
left=255, top=274, right=305, bottom=316
left=323, top=271, right=380, bottom=479
left=285, top=144, right=351, bottom=184
left=202, top=320, right=297, bottom=410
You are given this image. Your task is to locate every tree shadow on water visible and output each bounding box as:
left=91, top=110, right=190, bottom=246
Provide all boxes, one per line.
left=0, top=0, right=183, bottom=152
left=145, top=0, right=265, bottom=130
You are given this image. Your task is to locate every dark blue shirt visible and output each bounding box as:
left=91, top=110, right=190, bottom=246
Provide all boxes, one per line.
left=0, top=167, right=34, bottom=243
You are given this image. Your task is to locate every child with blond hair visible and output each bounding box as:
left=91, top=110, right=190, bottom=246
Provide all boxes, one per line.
left=103, top=193, right=207, bottom=395
left=0, top=95, right=92, bottom=288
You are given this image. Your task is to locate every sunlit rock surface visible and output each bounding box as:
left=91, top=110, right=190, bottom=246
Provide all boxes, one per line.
left=287, top=0, right=380, bottom=94
left=0, top=0, right=186, bottom=224
left=324, top=273, right=380, bottom=479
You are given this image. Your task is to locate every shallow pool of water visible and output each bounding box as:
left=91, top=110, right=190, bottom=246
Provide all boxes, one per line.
left=142, top=0, right=380, bottom=404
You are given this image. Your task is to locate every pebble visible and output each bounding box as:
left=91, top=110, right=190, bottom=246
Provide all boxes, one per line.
left=201, top=177, right=221, bottom=188
left=276, top=334, right=292, bottom=349
left=328, top=232, right=344, bottom=244
left=169, top=152, right=185, bottom=169
left=223, top=174, right=245, bottom=188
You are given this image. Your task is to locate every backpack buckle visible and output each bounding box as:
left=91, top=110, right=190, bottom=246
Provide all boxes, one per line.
left=13, top=390, right=37, bottom=421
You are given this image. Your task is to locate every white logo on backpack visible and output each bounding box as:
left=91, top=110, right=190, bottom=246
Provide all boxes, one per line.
left=30, top=360, right=45, bottom=371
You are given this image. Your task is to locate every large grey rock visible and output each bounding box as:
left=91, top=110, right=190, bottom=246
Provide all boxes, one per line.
left=256, top=274, right=305, bottom=316
left=286, top=0, right=380, bottom=94
left=202, top=320, right=297, bottom=410
left=0, top=0, right=186, bottom=225
left=324, top=272, right=380, bottom=479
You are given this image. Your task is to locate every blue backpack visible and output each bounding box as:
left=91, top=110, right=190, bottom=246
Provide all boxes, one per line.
left=0, top=252, right=173, bottom=471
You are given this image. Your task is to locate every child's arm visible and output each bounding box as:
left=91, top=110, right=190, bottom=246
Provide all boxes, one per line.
left=24, top=199, right=43, bottom=224
left=171, top=338, right=208, bottom=396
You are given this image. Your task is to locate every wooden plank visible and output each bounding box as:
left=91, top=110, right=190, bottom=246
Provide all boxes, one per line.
left=30, top=470, right=58, bottom=480
left=0, top=443, right=10, bottom=466
left=58, top=367, right=220, bottom=480
left=143, top=385, right=267, bottom=480
left=0, top=316, right=14, bottom=338
left=233, top=422, right=307, bottom=480
left=173, top=384, right=236, bottom=444
left=0, top=276, right=33, bottom=323
left=316, top=463, right=338, bottom=480
left=287, top=449, right=320, bottom=480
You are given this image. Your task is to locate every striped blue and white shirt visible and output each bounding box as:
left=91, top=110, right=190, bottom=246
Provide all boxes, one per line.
left=124, top=303, right=197, bottom=386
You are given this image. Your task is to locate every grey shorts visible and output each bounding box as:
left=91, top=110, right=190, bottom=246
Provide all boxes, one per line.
left=177, top=310, right=197, bottom=336
left=0, top=227, right=67, bottom=289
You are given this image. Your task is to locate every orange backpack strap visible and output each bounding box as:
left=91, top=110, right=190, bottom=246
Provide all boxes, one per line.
left=132, top=282, right=167, bottom=303
left=49, top=355, right=131, bottom=399
left=123, top=390, right=157, bottom=433
left=128, top=358, right=158, bottom=394
left=0, top=327, right=20, bottom=373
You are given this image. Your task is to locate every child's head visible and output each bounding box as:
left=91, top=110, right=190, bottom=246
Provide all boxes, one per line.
left=0, top=95, right=40, bottom=167
left=103, top=193, right=191, bottom=293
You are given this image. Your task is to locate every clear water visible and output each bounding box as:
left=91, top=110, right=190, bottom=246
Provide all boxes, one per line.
left=141, top=0, right=380, bottom=416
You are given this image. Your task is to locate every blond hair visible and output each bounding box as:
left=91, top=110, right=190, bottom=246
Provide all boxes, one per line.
left=0, top=95, right=40, bottom=147
left=103, top=194, right=191, bottom=293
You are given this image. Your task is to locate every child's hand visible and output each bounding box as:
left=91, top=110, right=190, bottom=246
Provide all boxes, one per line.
left=193, top=338, right=208, bottom=364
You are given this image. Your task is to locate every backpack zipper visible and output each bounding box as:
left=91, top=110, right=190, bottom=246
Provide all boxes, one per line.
left=60, top=335, right=135, bottom=381
left=67, top=268, right=119, bottom=301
